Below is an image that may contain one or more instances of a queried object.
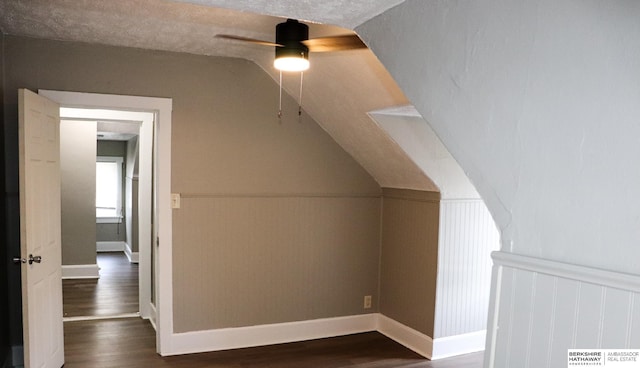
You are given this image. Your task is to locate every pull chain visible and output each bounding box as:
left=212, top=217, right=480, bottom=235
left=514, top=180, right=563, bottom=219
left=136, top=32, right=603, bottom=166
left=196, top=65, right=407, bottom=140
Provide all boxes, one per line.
left=278, top=70, right=283, bottom=120
left=277, top=69, right=305, bottom=121
left=298, top=71, right=304, bottom=118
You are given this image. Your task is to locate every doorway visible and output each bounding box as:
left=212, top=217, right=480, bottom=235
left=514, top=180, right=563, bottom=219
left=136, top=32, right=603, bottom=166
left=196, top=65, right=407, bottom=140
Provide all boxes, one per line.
left=60, top=117, right=143, bottom=321
left=58, top=108, right=154, bottom=322
left=39, top=89, right=173, bottom=353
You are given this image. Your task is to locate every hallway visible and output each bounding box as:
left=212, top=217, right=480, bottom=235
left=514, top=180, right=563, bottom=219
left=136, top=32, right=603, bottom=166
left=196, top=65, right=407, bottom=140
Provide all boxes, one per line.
left=62, top=252, right=139, bottom=318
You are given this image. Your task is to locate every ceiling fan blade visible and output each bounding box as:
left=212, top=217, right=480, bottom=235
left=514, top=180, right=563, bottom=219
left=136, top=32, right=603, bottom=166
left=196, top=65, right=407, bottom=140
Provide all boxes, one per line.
left=215, top=34, right=282, bottom=48
left=302, top=35, right=366, bottom=52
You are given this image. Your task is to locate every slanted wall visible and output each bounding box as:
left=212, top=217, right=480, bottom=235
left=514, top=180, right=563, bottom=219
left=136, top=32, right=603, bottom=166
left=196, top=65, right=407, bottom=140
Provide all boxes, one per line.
left=358, top=0, right=640, bottom=365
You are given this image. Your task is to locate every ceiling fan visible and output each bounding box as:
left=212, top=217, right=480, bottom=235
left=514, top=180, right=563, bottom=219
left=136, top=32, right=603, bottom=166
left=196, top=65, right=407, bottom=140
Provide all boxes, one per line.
left=216, top=18, right=366, bottom=72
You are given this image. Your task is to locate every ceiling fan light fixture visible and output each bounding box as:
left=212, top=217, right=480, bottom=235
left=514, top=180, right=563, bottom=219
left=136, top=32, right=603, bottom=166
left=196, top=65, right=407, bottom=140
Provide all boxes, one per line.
left=274, top=55, right=309, bottom=72
left=216, top=18, right=366, bottom=119
left=273, top=19, right=310, bottom=72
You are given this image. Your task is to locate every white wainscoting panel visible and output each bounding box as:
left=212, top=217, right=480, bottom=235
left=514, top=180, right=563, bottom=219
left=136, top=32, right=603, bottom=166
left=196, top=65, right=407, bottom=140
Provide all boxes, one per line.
left=486, top=251, right=640, bottom=368
left=434, top=199, right=499, bottom=338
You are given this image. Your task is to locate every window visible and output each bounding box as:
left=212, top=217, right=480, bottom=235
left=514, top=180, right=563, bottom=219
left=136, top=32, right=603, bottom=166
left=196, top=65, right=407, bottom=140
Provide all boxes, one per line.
left=96, top=156, right=123, bottom=223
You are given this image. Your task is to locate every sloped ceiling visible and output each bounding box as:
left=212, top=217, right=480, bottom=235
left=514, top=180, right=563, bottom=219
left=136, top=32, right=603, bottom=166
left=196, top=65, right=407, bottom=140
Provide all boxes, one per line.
left=0, top=0, right=438, bottom=191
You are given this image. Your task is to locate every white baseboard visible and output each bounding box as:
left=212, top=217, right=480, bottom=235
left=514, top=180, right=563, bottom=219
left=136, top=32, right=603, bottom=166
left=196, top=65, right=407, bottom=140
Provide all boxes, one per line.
left=124, top=242, right=139, bottom=263
left=432, top=330, right=486, bottom=360
left=162, top=313, right=483, bottom=360
left=97, top=241, right=126, bottom=252
left=63, top=312, right=140, bottom=322
left=376, top=314, right=433, bottom=359
left=165, top=314, right=377, bottom=356
left=62, top=264, right=100, bottom=279
left=148, top=303, right=158, bottom=331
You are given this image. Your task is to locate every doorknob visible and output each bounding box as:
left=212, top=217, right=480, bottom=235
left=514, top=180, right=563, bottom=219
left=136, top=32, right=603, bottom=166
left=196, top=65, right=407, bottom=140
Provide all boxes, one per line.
left=28, top=254, right=42, bottom=265
left=12, top=254, right=42, bottom=265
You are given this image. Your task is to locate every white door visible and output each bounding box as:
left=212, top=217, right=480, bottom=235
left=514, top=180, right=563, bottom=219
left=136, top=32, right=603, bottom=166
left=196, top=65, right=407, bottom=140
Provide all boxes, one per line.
left=18, top=89, right=64, bottom=368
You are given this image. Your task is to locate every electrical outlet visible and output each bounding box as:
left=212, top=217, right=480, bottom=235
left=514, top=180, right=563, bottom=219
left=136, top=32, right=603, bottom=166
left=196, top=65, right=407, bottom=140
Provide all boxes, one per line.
left=171, top=193, right=181, bottom=209
left=364, top=295, right=372, bottom=309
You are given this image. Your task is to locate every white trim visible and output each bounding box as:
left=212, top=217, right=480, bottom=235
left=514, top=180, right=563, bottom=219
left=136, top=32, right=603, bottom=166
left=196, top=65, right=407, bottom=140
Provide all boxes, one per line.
left=148, top=303, right=158, bottom=331
left=96, top=241, right=126, bottom=252
left=439, top=198, right=486, bottom=204
left=145, top=311, right=482, bottom=360
left=165, top=314, right=377, bottom=357
left=368, top=104, right=421, bottom=118
left=40, top=90, right=172, bottom=353
left=487, top=251, right=640, bottom=367
left=96, top=216, right=123, bottom=224
left=432, top=330, right=486, bottom=360
left=124, top=242, right=139, bottom=263
left=61, top=264, right=100, bottom=279
left=491, top=251, right=640, bottom=293
left=154, top=95, right=173, bottom=355
left=63, top=313, right=140, bottom=322
left=376, top=314, right=433, bottom=359
left=484, top=263, right=503, bottom=368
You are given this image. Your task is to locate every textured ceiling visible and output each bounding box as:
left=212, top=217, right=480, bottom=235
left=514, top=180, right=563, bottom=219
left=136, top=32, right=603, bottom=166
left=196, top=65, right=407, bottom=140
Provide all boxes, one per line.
left=0, top=0, right=438, bottom=191
left=169, top=0, right=406, bottom=29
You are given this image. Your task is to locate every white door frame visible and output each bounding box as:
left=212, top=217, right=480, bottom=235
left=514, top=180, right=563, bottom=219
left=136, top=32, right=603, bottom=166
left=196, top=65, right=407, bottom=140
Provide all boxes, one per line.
left=39, top=90, right=173, bottom=354
left=59, top=109, right=153, bottom=319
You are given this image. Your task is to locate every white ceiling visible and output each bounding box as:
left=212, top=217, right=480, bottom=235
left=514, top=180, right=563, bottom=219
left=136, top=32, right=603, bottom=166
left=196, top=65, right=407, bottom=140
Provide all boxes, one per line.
left=169, top=0, right=407, bottom=29
left=97, top=121, right=141, bottom=141
left=0, top=0, right=438, bottom=191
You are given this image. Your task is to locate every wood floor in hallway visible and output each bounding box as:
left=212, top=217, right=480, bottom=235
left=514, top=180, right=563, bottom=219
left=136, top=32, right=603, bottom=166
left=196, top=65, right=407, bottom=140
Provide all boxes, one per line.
left=64, top=318, right=484, bottom=368
left=62, top=252, right=139, bottom=318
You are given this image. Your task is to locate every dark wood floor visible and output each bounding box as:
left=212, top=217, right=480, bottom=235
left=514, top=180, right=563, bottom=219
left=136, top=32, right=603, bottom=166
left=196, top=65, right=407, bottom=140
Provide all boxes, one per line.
left=62, top=253, right=483, bottom=367
left=63, top=252, right=139, bottom=318
left=64, top=318, right=484, bottom=368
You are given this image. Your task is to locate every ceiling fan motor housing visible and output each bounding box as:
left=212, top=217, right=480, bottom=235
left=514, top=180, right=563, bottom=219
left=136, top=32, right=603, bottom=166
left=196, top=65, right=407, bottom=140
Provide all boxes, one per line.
left=275, top=19, right=309, bottom=61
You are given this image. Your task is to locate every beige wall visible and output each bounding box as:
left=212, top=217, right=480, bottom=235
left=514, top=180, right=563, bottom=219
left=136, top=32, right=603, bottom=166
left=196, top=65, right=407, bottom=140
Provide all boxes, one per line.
left=380, top=188, right=440, bottom=337
left=3, top=35, right=382, bottom=331
left=60, top=120, right=97, bottom=265
left=174, top=196, right=381, bottom=331
left=97, top=140, right=126, bottom=157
